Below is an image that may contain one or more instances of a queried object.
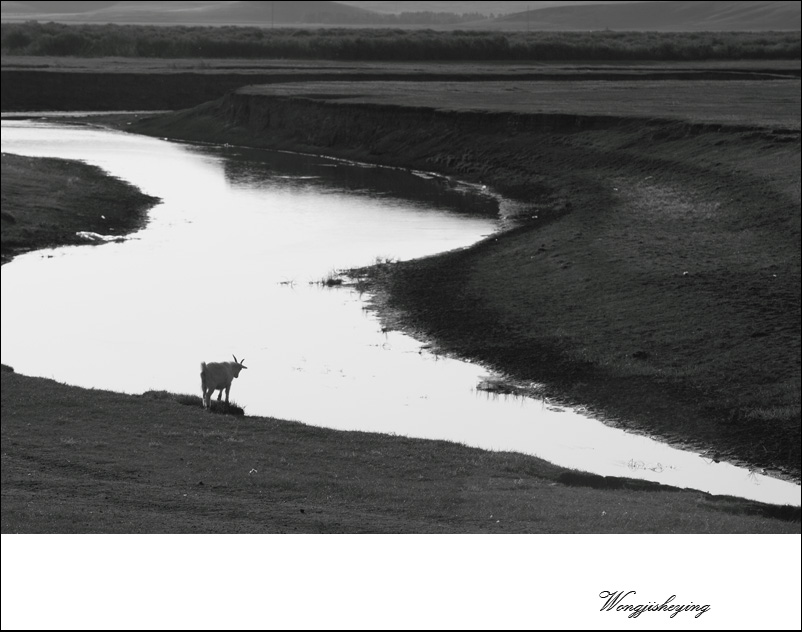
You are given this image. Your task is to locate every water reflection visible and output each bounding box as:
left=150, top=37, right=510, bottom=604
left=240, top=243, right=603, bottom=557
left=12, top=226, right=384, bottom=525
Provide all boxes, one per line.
left=1, top=118, right=799, bottom=507
left=216, top=144, right=499, bottom=217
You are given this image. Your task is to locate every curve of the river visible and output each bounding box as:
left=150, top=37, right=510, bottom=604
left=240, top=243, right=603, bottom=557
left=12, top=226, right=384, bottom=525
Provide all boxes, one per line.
left=1, top=117, right=799, bottom=507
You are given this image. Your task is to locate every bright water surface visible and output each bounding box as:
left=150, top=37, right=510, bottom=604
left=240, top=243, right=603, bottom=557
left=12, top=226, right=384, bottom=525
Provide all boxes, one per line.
left=2, top=118, right=799, bottom=506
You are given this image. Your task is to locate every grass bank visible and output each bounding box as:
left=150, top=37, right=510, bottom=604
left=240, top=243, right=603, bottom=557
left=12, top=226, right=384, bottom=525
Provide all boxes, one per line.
left=128, top=80, right=801, bottom=480
left=2, top=366, right=798, bottom=533
left=1, top=153, right=160, bottom=264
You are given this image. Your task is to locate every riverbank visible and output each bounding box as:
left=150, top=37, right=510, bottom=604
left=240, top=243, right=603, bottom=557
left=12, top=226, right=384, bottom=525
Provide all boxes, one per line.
left=126, top=81, right=801, bottom=481
left=1, top=153, right=160, bottom=264
left=2, top=366, right=798, bottom=533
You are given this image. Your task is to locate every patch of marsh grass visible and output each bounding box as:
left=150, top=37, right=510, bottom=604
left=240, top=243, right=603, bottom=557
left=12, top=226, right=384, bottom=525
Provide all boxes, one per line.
left=142, top=390, right=244, bottom=416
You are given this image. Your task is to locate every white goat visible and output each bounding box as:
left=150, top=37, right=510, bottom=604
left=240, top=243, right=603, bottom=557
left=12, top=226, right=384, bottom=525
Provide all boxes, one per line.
left=200, top=355, right=247, bottom=411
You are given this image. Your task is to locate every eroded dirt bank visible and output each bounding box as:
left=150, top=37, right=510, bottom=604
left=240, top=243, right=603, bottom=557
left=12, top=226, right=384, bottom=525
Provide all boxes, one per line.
left=129, top=91, right=801, bottom=480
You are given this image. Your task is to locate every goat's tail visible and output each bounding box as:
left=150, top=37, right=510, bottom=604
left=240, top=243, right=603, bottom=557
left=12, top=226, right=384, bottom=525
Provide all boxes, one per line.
left=200, top=362, right=207, bottom=393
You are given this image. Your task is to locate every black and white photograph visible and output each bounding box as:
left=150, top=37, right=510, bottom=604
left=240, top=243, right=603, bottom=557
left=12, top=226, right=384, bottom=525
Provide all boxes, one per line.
left=1, top=1, right=800, bottom=629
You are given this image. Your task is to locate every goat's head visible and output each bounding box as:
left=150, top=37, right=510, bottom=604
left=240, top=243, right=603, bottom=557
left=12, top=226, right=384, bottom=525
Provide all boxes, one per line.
left=232, top=354, right=247, bottom=377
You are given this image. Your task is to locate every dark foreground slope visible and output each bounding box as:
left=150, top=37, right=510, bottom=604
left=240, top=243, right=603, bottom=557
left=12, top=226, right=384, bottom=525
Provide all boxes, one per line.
left=129, top=81, right=801, bottom=480
left=2, top=367, right=799, bottom=533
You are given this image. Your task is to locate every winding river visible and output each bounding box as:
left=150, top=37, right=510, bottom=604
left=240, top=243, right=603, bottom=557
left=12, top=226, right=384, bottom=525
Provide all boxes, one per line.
left=2, top=117, right=799, bottom=506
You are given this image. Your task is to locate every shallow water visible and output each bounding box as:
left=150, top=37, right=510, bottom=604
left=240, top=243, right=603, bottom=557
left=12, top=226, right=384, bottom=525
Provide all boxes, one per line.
left=1, top=118, right=799, bottom=507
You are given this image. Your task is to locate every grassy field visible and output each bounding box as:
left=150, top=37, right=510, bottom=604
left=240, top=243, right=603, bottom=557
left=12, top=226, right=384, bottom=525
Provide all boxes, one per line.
left=247, top=78, right=802, bottom=129
left=128, top=75, right=801, bottom=481
left=1, top=153, right=160, bottom=263
left=2, top=366, right=798, bottom=533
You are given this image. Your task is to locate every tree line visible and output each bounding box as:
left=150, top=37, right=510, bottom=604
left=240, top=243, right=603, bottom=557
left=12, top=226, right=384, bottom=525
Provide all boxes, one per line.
left=2, top=22, right=799, bottom=61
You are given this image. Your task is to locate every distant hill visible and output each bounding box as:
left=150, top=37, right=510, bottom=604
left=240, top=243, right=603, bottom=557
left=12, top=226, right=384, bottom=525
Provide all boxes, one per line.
left=2, top=0, right=799, bottom=29
left=0, top=1, right=375, bottom=24
left=0, top=1, right=651, bottom=19
left=339, top=1, right=641, bottom=15
left=1, top=1, right=119, bottom=13
left=496, top=0, right=802, bottom=31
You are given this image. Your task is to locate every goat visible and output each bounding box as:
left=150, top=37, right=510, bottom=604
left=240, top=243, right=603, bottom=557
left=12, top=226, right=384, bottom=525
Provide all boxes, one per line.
left=200, top=355, right=247, bottom=411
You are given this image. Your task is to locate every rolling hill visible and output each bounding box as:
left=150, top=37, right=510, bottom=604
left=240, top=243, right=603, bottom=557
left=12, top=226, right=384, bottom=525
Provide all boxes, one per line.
left=496, top=0, right=802, bottom=31
left=1, top=0, right=799, bottom=29
left=339, top=1, right=641, bottom=15
left=0, top=0, right=375, bottom=24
